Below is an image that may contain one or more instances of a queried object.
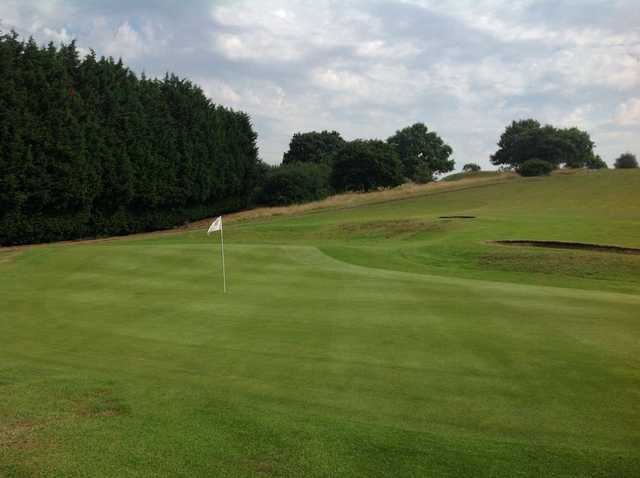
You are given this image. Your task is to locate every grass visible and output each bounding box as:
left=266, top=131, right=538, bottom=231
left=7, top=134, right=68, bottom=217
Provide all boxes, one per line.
left=1, top=169, right=639, bottom=477
left=441, top=170, right=504, bottom=182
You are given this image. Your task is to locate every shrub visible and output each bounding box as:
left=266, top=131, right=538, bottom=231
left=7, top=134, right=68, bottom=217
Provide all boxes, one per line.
left=331, top=140, right=404, bottom=192
left=614, top=153, right=638, bottom=169
left=413, top=163, right=433, bottom=184
left=462, top=163, right=481, bottom=172
left=257, top=162, right=332, bottom=206
left=517, top=159, right=554, bottom=177
left=585, top=154, right=608, bottom=170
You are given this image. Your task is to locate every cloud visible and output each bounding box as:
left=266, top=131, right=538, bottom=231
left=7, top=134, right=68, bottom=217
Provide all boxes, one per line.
left=1, top=0, right=639, bottom=167
left=614, top=98, right=640, bottom=126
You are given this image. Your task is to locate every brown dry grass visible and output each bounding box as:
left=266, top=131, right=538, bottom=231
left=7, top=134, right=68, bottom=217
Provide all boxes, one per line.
left=0, top=420, right=46, bottom=451
left=194, top=172, right=517, bottom=227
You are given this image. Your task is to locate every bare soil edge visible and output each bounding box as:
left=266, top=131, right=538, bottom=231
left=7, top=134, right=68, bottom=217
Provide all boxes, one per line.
left=490, top=240, right=640, bottom=255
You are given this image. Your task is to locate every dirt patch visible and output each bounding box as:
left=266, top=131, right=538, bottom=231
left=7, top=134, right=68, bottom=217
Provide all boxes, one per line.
left=0, top=420, right=46, bottom=450
left=339, top=219, right=446, bottom=238
left=0, top=250, right=22, bottom=265
left=74, top=389, right=130, bottom=418
left=490, top=240, right=640, bottom=255
left=439, top=215, right=476, bottom=219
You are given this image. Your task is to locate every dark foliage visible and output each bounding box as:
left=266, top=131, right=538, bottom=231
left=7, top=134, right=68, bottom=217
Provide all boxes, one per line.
left=517, top=159, right=554, bottom=177
left=585, top=154, right=608, bottom=170
left=462, top=163, right=481, bottom=172
left=614, top=152, right=638, bottom=169
left=257, top=162, right=332, bottom=206
left=282, top=130, right=346, bottom=165
left=0, top=32, right=260, bottom=245
left=331, top=140, right=403, bottom=192
left=413, top=163, right=433, bottom=184
left=387, top=123, right=454, bottom=180
left=491, top=119, right=595, bottom=169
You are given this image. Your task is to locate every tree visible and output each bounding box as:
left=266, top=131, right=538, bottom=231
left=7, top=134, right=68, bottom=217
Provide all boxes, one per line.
left=331, top=140, right=403, bottom=192
left=0, top=31, right=261, bottom=246
left=490, top=119, right=595, bottom=169
left=560, top=127, right=595, bottom=168
left=387, top=123, right=454, bottom=181
left=462, top=163, right=481, bottom=172
left=585, top=154, right=608, bottom=169
left=518, top=159, right=554, bottom=177
left=413, top=163, right=433, bottom=184
left=614, top=152, right=638, bottom=169
left=282, top=130, right=346, bottom=165
left=257, top=162, right=332, bottom=206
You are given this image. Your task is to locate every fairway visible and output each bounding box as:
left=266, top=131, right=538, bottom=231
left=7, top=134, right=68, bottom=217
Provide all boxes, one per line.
left=2, top=171, right=640, bottom=477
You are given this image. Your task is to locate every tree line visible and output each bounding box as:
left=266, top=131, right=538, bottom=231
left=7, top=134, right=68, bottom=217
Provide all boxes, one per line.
left=2, top=32, right=636, bottom=243
left=257, top=123, right=455, bottom=206
left=259, top=117, right=637, bottom=206
left=490, top=119, right=637, bottom=175
left=0, top=32, right=261, bottom=246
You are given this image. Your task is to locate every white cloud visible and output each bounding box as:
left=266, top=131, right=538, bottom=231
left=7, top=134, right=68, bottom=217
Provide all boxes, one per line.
left=211, top=0, right=385, bottom=62
left=355, top=40, right=421, bottom=59
left=614, top=98, right=640, bottom=125
left=2, top=0, right=639, bottom=166
left=102, top=21, right=163, bottom=60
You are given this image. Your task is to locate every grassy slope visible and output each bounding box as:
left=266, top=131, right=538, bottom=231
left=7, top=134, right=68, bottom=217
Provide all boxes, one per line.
left=1, top=170, right=639, bottom=477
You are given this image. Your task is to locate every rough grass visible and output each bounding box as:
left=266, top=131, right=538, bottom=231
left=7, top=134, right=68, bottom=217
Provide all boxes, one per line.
left=441, top=170, right=504, bottom=182
left=1, top=169, right=639, bottom=477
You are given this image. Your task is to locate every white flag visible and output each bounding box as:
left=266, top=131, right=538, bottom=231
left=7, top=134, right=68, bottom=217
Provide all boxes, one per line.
left=207, top=216, right=222, bottom=235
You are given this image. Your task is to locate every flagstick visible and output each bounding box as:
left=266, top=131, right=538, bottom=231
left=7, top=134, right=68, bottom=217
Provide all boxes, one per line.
left=220, top=218, right=227, bottom=293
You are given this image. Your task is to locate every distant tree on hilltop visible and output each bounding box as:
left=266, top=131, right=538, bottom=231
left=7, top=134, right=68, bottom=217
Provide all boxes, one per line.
left=491, top=119, right=596, bottom=169
left=387, top=123, right=454, bottom=181
left=614, top=152, right=638, bottom=169
left=463, top=163, right=481, bottom=172
left=585, top=154, right=608, bottom=169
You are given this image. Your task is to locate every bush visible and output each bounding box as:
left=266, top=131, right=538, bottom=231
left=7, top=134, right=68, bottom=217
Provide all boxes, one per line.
left=517, top=159, right=554, bottom=177
left=413, top=163, right=433, bottom=184
left=462, top=163, right=481, bottom=172
left=257, top=162, right=332, bottom=206
left=585, top=154, right=608, bottom=170
left=331, top=140, right=404, bottom=192
left=614, top=153, right=638, bottom=169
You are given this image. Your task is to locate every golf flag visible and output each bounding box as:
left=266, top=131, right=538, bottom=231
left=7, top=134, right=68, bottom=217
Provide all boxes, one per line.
left=207, top=216, right=226, bottom=293
left=207, top=216, right=222, bottom=235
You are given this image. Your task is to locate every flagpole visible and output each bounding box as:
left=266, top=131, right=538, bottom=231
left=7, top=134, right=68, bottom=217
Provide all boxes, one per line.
left=220, top=218, right=227, bottom=293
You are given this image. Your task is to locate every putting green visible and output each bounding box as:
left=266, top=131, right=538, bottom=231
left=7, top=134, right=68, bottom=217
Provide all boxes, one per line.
left=2, top=170, right=639, bottom=476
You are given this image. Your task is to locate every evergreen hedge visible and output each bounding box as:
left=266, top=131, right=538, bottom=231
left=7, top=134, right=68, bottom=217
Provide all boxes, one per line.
left=0, top=32, right=261, bottom=245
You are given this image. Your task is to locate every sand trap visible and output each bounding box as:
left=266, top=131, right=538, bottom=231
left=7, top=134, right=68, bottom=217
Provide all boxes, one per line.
left=491, top=240, right=640, bottom=255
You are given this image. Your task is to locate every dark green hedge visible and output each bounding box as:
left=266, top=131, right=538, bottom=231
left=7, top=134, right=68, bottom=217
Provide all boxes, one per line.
left=0, top=32, right=260, bottom=245
left=257, top=162, right=332, bottom=206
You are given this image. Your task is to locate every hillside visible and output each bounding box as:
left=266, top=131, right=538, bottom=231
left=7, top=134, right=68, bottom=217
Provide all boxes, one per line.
left=1, top=170, right=639, bottom=477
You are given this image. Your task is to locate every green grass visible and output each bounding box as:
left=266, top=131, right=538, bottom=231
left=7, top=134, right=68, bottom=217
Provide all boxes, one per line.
left=2, top=169, right=639, bottom=477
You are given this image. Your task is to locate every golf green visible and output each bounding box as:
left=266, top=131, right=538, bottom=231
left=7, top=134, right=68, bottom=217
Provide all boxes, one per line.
left=2, top=170, right=639, bottom=477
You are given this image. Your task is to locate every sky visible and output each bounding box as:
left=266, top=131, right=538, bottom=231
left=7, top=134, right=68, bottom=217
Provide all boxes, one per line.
left=1, top=0, right=639, bottom=169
